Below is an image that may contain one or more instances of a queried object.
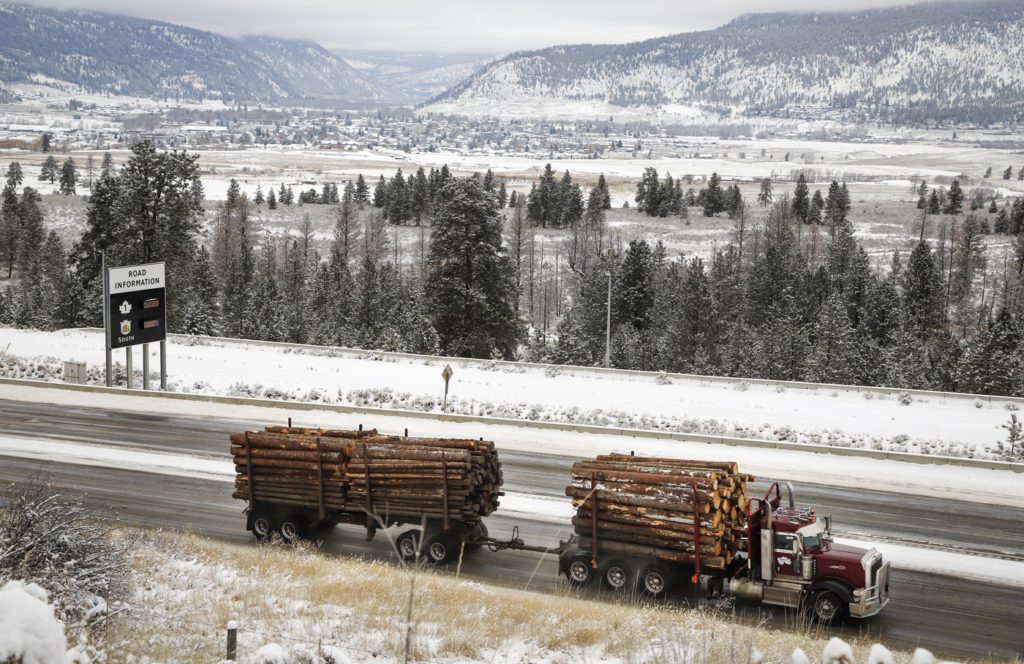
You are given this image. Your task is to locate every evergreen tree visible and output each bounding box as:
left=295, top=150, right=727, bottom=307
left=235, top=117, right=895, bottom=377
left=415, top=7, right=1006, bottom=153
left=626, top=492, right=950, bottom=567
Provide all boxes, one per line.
left=946, top=179, right=964, bottom=214
left=39, top=156, right=58, bottom=184
left=702, top=172, right=725, bottom=217
left=792, top=174, right=810, bottom=223
left=249, top=238, right=284, bottom=341
left=956, top=309, right=1022, bottom=396
left=425, top=177, right=520, bottom=359
left=808, top=189, right=824, bottom=224
left=181, top=246, right=219, bottom=336
left=1003, top=166, right=1013, bottom=181
left=253, top=185, right=264, bottom=206
left=758, top=179, right=772, bottom=207
left=614, top=240, right=658, bottom=332
left=58, top=158, right=76, bottom=195
left=635, top=167, right=661, bottom=215
left=497, top=181, right=507, bottom=209
left=0, top=184, right=17, bottom=278
left=372, top=175, right=387, bottom=208
left=903, top=240, right=943, bottom=335
left=806, top=293, right=860, bottom=384
left=354, top=174, right=370, bottom=207
left=595, top=173, right=611, bottom=209
left=5, top=162, right=23, bottom=189
left=928, top=189, right=941, bottom=214
left=333, top=182, right=360, bottom=268
left=267, top=187, right=277, bottom=210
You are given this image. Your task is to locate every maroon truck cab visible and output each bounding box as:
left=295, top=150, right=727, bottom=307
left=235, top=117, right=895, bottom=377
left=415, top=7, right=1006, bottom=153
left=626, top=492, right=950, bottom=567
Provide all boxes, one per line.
left=728, top=482, right=890, bottom=622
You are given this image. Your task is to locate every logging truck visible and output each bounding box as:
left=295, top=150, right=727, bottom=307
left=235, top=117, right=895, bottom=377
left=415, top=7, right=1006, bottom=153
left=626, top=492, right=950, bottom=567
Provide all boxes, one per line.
left=232, top=426, right=889, bottom=624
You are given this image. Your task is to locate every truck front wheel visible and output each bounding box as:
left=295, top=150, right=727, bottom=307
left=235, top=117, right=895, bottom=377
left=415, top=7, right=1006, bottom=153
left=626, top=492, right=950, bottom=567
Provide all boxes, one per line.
left=810, top=590, right=848, bottom=624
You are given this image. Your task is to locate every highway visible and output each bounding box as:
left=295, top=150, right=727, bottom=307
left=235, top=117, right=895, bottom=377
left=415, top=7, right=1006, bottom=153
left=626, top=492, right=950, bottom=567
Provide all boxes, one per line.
left=0, top=398, right=1022, bottom=660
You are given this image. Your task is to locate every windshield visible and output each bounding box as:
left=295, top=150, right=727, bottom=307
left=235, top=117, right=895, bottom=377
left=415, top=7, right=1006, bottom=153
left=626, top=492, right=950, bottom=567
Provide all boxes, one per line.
left=797, top=520, right=826, bottom=550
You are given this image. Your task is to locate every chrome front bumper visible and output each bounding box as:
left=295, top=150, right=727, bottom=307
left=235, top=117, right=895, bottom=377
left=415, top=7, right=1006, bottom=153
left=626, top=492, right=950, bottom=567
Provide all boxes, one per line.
left=849, top=560, right=891, bottom=618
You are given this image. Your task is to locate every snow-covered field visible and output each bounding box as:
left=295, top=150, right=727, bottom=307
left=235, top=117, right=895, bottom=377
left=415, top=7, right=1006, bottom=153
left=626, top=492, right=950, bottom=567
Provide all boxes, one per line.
left=1, top=327, right=1021, bottom=461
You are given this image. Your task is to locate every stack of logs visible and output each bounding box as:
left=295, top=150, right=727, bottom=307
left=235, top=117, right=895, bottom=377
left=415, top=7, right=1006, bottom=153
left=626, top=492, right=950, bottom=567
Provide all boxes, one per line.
left=566, top=454, right=753, bottom=570
left=231, top=425, right=502, bottom=525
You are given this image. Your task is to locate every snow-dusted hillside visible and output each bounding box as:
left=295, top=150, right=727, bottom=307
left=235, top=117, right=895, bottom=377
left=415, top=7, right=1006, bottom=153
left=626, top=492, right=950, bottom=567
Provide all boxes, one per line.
left=428, top=0, right=1024, bottom=124
left=0, top=3, right=380, bottom=102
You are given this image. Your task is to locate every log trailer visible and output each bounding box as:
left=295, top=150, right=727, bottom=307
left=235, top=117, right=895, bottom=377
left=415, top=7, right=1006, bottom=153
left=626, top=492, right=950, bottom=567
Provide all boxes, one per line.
left=232, top=426, right=889, bottom=623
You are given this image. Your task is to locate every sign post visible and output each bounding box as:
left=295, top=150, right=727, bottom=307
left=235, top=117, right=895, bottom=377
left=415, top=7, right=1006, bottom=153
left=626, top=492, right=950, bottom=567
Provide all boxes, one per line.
left=441, top=364, right=453, bottom=409
left=104, top=262, right=167, bottom=390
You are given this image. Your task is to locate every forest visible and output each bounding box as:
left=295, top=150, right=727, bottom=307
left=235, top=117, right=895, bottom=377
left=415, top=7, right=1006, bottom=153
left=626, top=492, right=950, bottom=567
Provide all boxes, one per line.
left=2, top=141, right=1024, bottom=398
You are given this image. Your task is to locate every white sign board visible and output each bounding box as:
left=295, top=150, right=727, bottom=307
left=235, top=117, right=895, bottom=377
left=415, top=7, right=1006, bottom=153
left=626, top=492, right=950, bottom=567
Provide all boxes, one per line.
left=108, top=263, right=165, bottom=295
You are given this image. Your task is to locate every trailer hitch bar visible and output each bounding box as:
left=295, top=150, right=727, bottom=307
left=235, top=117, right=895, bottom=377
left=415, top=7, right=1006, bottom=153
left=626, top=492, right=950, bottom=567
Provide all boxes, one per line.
left=484, top=525, right=562, bottom=555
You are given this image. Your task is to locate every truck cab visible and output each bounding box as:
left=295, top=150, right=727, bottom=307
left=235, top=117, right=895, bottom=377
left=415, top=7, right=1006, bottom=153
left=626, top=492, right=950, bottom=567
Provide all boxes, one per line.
left=728, top=482, right=890, bottom=622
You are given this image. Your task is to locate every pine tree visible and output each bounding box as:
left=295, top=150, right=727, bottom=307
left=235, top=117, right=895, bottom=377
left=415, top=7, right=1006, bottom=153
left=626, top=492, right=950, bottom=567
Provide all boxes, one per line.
left=916, top=180, right=928, bottom=209
left=354, top=174, right=370, bottom=207
left=808, top=189, right=824, bottom=224
left=497, top=181, right=507, bottom=209
left=614, top=240, right=658, bottom=332
left=333, top=182, right=360, bottom=269
left=57, top=158, right=76, bottom=195
left=39, top=156, right=58, bottom=184
left=983, top=166, right=993, bottom=179
left=40, top=132, right=51, bottom=153
left=789, top=175, right=809, bottom=223
left=595, top=173, right=611, bottom=209
left=267, top=187, right=277, bottom=210
left=928, top=189, right=941, bottom=214
left=1004, top=166, right=1013, bottom=180
left=182, top=246, right=219, bottom=336
left=704, top=172, right=726, bottom=217
left=956, top=309, right=1022, bottom=396
left=758, top=179, right=772, bottom=207
left=903, top=240, right=943, bottom=335
left=253, top=185, right=264, bottom=206
left=0, top=184, right=17, bottom=278
left=5, top=162, right=23, bottom=189
left=635, top=167, right=661, bottom=215
left=806, top=293, right=860, bottom=384
left=946, top=180, right=964, bottom=214
left=425, top=177, right=520, bottom=359
left=249, top=238, right=284, bottom=341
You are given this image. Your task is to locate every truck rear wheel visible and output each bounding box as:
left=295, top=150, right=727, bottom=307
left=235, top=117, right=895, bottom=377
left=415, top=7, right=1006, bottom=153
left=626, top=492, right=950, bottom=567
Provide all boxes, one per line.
left=602, top=559, right=633, bottom=592
left=396, top=529, right=421, bottom=562
left=426, top=533, right=459, bottom=565
left=640, top=565, right=670, bottom=598
left=810, top=590, right=847, bottom=624
left=562, top=552, right=595, bottom=587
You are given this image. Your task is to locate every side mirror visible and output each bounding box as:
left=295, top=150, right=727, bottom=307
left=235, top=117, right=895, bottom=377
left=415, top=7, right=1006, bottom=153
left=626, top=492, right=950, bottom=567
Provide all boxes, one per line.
left=823, top=515, right=833, bottom=540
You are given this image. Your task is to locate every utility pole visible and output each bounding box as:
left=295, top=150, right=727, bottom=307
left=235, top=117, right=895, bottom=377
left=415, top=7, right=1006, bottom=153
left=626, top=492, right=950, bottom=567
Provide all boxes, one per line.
left=605, top=271, right=612, bottom=368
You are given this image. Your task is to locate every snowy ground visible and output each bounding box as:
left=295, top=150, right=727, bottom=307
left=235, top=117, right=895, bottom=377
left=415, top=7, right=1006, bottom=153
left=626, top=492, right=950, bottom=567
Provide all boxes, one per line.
left=1, top=327, right=1021, bottom=461
left=88, top=530, right=946, bottom=664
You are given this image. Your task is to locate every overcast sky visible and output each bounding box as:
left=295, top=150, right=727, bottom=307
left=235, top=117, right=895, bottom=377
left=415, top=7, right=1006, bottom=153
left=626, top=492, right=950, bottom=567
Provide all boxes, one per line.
left=24, top=0, right=939, bottom=52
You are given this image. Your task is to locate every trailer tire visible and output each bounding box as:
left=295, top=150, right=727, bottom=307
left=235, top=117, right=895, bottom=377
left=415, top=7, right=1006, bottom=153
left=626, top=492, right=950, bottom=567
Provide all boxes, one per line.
left=278, top=516, right=306, bottom=543
left=396, top=530, right=421, bottom=562
left=602, top=559, right=633, bottom=592
left=562, top=552, right=595, bottom=587
left=251, top=513, right=272, bottom=541
left=426, top=533, right=458, bottom=565
left=810, top=590, right=847, bottom=624
left=640, top=564, right=670, bottom=598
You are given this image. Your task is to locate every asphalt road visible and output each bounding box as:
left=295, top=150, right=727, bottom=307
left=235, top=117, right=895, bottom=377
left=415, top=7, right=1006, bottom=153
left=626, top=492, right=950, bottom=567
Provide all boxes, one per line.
left=0, top=399, right=1022, bottom=660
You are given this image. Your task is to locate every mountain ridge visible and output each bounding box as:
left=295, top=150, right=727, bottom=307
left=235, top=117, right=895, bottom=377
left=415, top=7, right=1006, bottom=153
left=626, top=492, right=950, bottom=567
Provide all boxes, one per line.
left=428, top=0, right=1024, bottom=124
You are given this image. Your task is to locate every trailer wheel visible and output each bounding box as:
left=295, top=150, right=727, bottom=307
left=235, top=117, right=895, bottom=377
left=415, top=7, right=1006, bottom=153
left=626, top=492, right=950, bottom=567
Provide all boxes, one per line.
left=396, top=530, right=421, bottom=562
left=602, top=559, right=633, bottom=592
left=278, top=516, right=305, bottom=543
left=640, top=565, right=670, bottom=598
left=426, top=533, right=458, bottom=565
left=251, top=513, right=272, bottom=541
left=810, top=590, right=847, bottom=624
left=562, top=552, right=595, bottom=587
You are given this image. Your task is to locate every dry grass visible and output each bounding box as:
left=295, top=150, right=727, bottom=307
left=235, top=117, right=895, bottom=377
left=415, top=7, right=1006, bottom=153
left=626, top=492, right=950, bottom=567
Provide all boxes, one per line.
left=97, top=528, right=989, bottom=664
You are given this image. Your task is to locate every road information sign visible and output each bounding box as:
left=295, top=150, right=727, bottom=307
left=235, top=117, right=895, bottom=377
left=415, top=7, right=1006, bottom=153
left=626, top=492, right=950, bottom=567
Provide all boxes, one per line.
left=107, top=263, right=166, bottom=349
left=103, top=261, right=167, bottom=390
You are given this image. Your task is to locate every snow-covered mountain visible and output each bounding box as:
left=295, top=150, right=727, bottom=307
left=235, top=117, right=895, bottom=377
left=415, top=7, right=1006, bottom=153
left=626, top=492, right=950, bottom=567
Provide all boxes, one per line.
left=335, top=50, right=495, bottom=104
left=0, top=3, right=383, bottom=102
left=428, top=0, right=1024, bottom=124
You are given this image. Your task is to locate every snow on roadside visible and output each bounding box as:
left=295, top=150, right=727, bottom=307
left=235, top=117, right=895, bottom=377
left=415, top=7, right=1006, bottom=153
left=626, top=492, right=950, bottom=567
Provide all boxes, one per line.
left=1, top=431, right=1021, bottom=589
left=1, top=327, right=1020, bottom=461
left=0, top=581, right=72, bottom=664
